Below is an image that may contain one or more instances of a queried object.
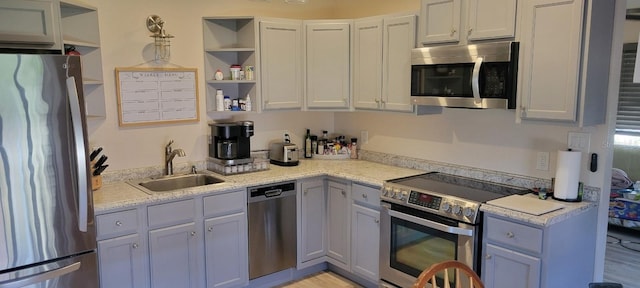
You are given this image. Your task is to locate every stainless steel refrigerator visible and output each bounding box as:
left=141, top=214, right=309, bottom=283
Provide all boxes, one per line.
left=0, top=54, right=98, bottom=287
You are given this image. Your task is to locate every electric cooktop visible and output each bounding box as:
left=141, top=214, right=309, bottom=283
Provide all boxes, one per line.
left=382, top=172, right=529, bottom=224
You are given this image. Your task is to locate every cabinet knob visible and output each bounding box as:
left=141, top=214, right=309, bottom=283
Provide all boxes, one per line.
left=506, top=232, right=515, bottom=238
left=190, top=231, right=196, bottom=237
left=375, top=99, right=380, bottom=104
left=132, top=243, right=139, bottom=249
left=208, top=227, right=213, bottom=232
left=450, top=28, right=457, bottom=36
left=375, top=219, right=380, bottom=224
left=521, top=107, right=527, bottom=117
left=468, top=27, right=473, bottom=35
left=485, top=254, right=492, bottom=260
left=380, top=99, right=385, bottom=104
left=362, top=193, right=368, bottom=199
left=115, top=220, right=122, bottom=227
left=341, top=190, right=346, bottom=196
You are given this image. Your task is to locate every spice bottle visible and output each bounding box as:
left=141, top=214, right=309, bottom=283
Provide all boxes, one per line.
left=216, top=90, right=224, bottom=111
left=350, top=138, right=358, bottom=159
left=304, top=129, right=312, bottom=158
left=223, top=96, right=231, bottom=111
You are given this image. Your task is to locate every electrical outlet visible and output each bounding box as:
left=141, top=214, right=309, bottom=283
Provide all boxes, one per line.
left=361, top=130, right=369, bottom=144
left=568, top=132, right=591, bottom=153
left=536, top=152, right=550, bottom=171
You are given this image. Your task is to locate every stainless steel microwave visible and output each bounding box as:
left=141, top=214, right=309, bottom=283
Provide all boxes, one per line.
left=410, top=41, right=519, bottom=109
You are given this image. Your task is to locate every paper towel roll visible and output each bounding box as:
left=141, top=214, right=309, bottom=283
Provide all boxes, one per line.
left=554, top=150, right=582, bottom=200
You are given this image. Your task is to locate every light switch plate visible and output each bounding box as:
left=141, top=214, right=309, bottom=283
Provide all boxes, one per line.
left=568, top=132, right=591, bottom=153
left=361, top=130, right=369, bottom=144
left=536, top=152, right=550, bottom=171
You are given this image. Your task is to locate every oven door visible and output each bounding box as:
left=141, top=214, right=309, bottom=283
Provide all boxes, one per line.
left=379, top=202, right=478, bottom=288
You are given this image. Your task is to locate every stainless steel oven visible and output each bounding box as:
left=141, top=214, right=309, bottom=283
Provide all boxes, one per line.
left=379, top=172, right=528, bottom=288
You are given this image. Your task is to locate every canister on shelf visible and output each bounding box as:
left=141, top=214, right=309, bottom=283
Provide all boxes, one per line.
left=230, top=65, right=241, bottom=80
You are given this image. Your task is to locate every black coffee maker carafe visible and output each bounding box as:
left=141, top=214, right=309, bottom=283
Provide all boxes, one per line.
left=210, top=121, right=254, bottom=161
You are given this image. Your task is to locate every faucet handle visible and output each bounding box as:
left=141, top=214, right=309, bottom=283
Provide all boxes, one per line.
left=166, top=140, right=174, bottom=148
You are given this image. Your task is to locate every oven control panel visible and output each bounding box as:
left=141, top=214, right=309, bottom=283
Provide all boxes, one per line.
left=408, top=191, right=441, bottom=210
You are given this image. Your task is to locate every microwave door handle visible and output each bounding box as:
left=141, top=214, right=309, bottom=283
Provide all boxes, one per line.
left=472, top=57, right=483, bottom=104
left=388, top=209, right=473, bottom=237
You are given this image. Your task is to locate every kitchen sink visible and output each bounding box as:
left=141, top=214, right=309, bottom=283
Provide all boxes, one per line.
left=129, top=173, right=225, bottom=193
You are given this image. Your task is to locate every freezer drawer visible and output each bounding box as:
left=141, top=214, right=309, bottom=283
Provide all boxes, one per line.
left=0, top=251, right=97, bottom=288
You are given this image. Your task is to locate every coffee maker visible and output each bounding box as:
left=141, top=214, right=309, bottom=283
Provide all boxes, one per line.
left=209, top=121, right=254, bottom=164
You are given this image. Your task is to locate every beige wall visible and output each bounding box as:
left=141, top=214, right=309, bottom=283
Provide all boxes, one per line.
left=87, top=0, right=608, bottom=190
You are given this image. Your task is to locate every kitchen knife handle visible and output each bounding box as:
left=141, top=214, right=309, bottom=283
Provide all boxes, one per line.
left=66, top=76, right=88, bottom=232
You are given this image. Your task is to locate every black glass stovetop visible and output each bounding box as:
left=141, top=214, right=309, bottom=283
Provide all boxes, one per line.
left=388, top=172, right=530, bottom=203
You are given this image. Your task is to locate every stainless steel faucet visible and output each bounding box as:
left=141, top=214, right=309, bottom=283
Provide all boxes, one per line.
left=165, top=140, right=186, bottom=176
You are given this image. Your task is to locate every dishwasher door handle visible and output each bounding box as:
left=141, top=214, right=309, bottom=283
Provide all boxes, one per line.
left=264, top=189, right=283, bottom=197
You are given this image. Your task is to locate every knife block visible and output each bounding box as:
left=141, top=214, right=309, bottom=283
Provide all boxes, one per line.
left=90, top=161, right=102, bottom=191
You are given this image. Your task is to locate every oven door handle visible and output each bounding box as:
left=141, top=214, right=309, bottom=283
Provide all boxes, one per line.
left=471, top=56, right=483, bottom=104
left=388, top=209, right=474, bottom=237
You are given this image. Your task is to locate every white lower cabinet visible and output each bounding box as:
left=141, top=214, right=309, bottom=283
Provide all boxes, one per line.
left=350, top=183, right=381, bottom=283
left=482, top=207, right=597, bottom=287
left=483, top=244, right=540, bottom=288
left=350, top=203, right=380, bottom=283
left=326, top=179, right=351, bottom=270
left=148, top=222, right=202, bottom=288
left=96, top=207, right=148, bottom=288
left=204, top=213, right=248, bottom=288
left=298, top=178, right=327, bottom=267
left=97, top=189, right=248, bottom=288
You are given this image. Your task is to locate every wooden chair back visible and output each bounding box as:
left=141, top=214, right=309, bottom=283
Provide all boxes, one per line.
left=412, top=260, right=484, bottom=288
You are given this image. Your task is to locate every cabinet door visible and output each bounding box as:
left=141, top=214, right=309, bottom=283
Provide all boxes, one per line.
left=149, top=223, right=202, bottom=288
left=305, top=22, right=351, bottom=109
left=518, top=0, right=583, bottom=121
left=298, top=179, right=327, bottom=264
left=326, top=180, right=350, bottom=269
left=204, top=213, right=248, bottom=288
left=98, top=234, right=148, bottom=288
left=419, top=0, right=461, bottom=44
left=467, top=0, right=517, bottom=41
left=0, top=0, right=61, bottom=50
left=353, top=18, right=383, bottom=110
left=351, top=203, right=380, bottom=283
left=260, top=20, right=303, bottom=110
left=483, top=244, right=541, bottom=288
left=382, top=15, right=416, bottom=112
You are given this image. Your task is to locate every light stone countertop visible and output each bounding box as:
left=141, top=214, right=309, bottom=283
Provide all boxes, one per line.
left=93, top=159, right=424, bottom=213
left=480, top=193, right=597, bottom=227
left=94, top=159, right=597, bottom=227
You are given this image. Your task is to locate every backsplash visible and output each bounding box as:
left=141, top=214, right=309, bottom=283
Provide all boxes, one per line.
left=359, top=150, right=600, bottom=202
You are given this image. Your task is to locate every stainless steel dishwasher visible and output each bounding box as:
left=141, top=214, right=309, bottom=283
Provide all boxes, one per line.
left=247, top=181, right=297, bottom=279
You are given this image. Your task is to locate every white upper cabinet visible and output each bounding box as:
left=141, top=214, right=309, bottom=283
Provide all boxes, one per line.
left=353, top=17, right=384, bottom=110
left=0, top=0, right=62, bottom=50
left=383, top=15, right=417, bottom=112
left=259, top=19, right=303, bottom=110
left=467, top=0, right=517, bottom=41
left=354, top=14, right=419, bottom=113
left=518, top=0, right=614, bottom=125
left=419, top=0, right=517, bottom=45
left=304, top=21, right=352, bottom=110
left=419, top=0, right=462, bottom=44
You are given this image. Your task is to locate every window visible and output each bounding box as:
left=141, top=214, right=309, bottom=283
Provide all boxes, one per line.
left=616, top=43, right=640, bottom=145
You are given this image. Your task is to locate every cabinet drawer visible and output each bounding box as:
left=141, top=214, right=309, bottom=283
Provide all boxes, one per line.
left=96, top=209, right=139, bottom=239
left=203, top=190, right=245, bottom=217
left=352, top=183, right=380, bottom=206
left=486, top=216, right=543, bottom=254
left=147, top=199, right=195, bottom=229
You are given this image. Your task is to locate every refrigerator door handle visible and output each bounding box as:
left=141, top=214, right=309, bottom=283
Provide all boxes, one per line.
left=66, top=76, right=89, bottom=232
left=0, top=262, right=81, bottom=288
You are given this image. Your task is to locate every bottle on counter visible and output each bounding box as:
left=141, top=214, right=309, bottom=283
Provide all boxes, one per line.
left=350, top=138, right=358, bottom=159
left=304, top=129, right=312, bottom=158
left=311, top=135, right=318, bottom=155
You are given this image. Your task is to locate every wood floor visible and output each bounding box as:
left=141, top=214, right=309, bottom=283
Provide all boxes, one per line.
left=604, top=225, right=640, bottom=287
left=277, top=271, right=363, bottom=288
left=276, top=229, right=638, bottom=288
